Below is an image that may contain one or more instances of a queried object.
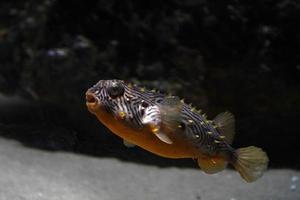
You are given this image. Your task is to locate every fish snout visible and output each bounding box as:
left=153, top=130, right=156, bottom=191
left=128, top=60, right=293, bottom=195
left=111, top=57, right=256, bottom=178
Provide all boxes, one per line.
left=86, top=91, right=100, bottom=112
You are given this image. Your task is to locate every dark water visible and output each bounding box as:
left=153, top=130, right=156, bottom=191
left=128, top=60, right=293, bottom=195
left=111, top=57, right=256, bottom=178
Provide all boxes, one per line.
left=0, top=0, right=300, bottom=170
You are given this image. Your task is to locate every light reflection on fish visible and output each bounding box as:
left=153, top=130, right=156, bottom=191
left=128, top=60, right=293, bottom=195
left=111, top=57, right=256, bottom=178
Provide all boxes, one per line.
left=86, top=79, right=269, bottom=182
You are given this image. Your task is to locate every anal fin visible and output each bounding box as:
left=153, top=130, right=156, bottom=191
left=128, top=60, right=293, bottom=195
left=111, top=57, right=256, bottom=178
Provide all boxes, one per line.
left=197, top=157, right=227, bottom=174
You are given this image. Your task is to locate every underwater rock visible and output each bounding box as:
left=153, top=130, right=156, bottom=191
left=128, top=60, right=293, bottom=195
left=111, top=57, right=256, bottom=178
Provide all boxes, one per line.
left=0, top=0, right=299, bottom=168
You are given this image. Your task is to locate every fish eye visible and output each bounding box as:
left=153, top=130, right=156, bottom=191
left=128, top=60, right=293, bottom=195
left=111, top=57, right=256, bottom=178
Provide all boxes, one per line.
left=107, top=82, right=124, bottom=98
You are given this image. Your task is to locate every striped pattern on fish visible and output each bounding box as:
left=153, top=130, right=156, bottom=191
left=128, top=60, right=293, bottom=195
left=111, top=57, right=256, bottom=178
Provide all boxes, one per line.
left=86, top=79, right=269, bottom=182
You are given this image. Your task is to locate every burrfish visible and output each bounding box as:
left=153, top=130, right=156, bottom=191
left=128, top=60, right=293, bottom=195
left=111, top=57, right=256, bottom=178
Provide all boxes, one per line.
left=86, top=79, right=269, bottom=182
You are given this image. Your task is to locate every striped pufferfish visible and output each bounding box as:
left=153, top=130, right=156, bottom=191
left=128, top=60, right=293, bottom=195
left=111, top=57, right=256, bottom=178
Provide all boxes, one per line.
left=86, top=79, right=269, bottom=182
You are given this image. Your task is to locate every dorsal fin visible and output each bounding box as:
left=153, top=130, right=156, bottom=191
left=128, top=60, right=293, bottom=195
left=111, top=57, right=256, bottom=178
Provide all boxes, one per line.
left=213, top=112, right=235, bottom=144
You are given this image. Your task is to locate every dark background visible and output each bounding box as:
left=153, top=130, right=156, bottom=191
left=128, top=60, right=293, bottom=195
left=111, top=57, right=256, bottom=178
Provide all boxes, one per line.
left=0, top=0, right=299, bottom=169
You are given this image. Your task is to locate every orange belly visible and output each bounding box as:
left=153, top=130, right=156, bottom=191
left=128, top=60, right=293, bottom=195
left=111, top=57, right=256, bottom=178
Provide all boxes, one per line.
left=93, top=109, right=199, bottom=159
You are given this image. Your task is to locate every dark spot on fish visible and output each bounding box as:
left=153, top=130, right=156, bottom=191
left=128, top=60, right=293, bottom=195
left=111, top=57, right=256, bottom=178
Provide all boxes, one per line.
left=156, top=99, right=163, bottom=103
left=141, top=101, right=149, bottom=108
left=140, top=108, right=145, bottom=116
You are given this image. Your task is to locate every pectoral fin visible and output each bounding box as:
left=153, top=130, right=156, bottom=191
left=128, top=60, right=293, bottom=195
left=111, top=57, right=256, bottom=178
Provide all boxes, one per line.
left=149, top=123, right=173, bottom=144
left=150, top=96, right=184, bottom=144
left=155, top=131, right=173, bottom=144
left=141, top=105, right=173, bottom=144
left=159, top=96, right=183, bottom=133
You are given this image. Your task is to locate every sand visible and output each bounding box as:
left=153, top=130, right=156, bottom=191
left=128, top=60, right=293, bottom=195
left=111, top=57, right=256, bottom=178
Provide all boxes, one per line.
left=0, top=137, right=299, bottom=200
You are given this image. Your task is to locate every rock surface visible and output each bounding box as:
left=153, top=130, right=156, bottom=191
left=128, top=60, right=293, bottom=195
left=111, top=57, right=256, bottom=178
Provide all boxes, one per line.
left=0, top=0, right=300, bottom=168
left=0, top=137, right=299, bottom=200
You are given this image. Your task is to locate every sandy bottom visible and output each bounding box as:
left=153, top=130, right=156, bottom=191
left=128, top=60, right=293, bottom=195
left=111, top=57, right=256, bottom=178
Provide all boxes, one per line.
left=0, top=137, right=299, bottom=200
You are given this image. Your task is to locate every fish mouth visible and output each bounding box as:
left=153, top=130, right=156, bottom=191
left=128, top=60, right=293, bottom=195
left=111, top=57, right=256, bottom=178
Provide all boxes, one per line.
left=85, top=91, right=100, bottom=113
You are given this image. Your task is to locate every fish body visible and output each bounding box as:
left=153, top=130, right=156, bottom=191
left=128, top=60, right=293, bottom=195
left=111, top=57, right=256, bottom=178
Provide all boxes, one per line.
left=86, top=80, right=269, bottom=182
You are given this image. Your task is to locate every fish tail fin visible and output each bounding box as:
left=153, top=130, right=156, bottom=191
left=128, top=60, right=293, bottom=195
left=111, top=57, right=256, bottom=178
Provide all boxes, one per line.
left=232, top=146, right=269, bottom=182
left=197, top=157, right=227, bottom=174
